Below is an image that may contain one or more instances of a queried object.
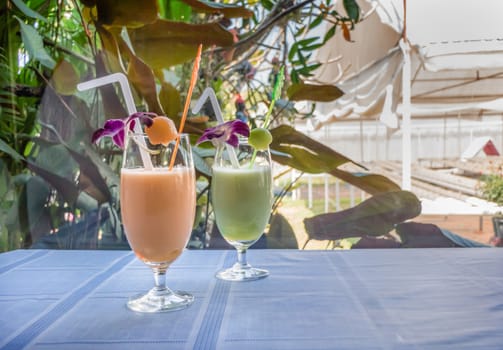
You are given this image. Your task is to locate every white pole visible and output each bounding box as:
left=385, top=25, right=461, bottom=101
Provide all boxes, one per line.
left=307, top=174, right=313, bottom=209
left=291, top=170, right=297, bottom=200
left=458, top=113, right=462, bottom=156
left=359, top=119, right=364, bottom=162
left=501, top=114, right=503, bottom=154
left=443, top=117, right=447, bottom=160
left=324, top=174, right=329, bottom=213
left=335, top=179, right=341, bottom=211
left=400, top=38, right=412, bottom=190
left=385, top=129, right=390, bottom=161
left=375, top=122, right=379, bottom=161
left=366, top=129, right=371, bottom=163
left=417, top=129, right=422, bottom=159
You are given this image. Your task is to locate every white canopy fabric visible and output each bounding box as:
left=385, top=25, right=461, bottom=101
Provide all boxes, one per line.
left=313, top=0, right=503, bottom=128
left=311, top=0, right=503, bottom=189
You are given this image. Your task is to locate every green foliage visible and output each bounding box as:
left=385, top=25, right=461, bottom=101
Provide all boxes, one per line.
left=482, top=174, right=503, bottom=205
left=0, top=0, right=418, bottom=252
left=15, top=17, right=55, bottom=69
left=11, top=0, right=48, bottom=23
left=343, top=0, right=360, bottom=22
left=288, top=0, right=360, bottom=83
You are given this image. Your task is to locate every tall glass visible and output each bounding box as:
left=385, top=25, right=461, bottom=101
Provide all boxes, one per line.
left=211, top=142, right=272, bottom=281
left=121, top=133, right=196, bottom=312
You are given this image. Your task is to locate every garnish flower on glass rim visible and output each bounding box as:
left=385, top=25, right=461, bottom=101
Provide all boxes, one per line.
left=196, top=120, right=250, bottom=148
left=92, top=112, right=155, bottom=148
left=92, top=112, right=178, bottom=148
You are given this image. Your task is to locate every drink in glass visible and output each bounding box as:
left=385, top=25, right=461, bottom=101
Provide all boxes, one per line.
left=211, top=142, right=272, bottom=281
left=121, top=133, right=196, bottom=312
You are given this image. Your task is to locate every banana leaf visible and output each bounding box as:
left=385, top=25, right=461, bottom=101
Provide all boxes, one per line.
left=287, top=82, right=344, bottom=102
left=270, top=125, right=400, bottom=194
left=95, top=52, right=128, bottom=118
left=303, top=190, right=421, bottom=241
left=96, top=25, right=125, bottom=74
left=129, top=19, right=234, bottom=68
left=330, top=168, right=401, bottom=195
left=95, top=0, right=158, bottom=28
left=17, top=175, right=52, bottom=246
left=96, top=26, right=164, bottom=115
left=395, top=222, right=489, bottom=248
left=270, top=124, right=361, bottom=173
left=52, top=59, right=79, bottom=96
left=179, top=0, right=253, bottom=18
left=66, top=148, right=112, bottom=205
left=26, top=160, right=79, bottom=206
left=350, top=221, right=490, bottom=248
left=119, top=38, right=164, bottom=115
left=159, top=82, right=182, bottom=119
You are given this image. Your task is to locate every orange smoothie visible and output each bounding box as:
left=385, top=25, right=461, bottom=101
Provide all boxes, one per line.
left=120, top=167, right=196, bottom=263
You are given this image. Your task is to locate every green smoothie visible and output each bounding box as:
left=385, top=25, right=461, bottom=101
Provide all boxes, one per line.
left=211, top=165, right=272, bottom=242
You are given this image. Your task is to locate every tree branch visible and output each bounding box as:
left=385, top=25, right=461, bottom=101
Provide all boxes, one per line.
left=6, top=84, right=45, bottom=98
left=212, top=0, right=316, bottom=55
left=215, top=0, right=315, bottom=81
left=241, top=0, right=316, bottom=48
left=42, top=38, right=94, bottom=65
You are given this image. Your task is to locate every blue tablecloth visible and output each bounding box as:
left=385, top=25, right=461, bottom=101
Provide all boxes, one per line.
left=0, top=248, right=502, bottom=349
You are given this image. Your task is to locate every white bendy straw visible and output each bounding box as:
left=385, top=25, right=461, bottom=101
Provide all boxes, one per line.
left=77, top=73, right=153, bottom=170
left=192, top=87, right=240, bottom=168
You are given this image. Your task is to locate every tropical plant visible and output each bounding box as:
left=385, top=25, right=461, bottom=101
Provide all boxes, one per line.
left=481, top=174, right=503, bottom=206
left=0, top=0, right=414, bottom=252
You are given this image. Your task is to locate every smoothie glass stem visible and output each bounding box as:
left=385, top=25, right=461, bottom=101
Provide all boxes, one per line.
left=235, top=247, right=251, bottom=271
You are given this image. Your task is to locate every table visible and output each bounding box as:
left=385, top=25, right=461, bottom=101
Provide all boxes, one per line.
left=0, top=249, right=502, bottom=350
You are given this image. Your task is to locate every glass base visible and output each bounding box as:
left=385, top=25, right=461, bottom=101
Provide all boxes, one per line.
left=216, top=263, right=269, bottom=282
left=127, top=288, right=194, bottom=313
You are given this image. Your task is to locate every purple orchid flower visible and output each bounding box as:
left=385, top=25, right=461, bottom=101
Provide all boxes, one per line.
left=91, top=112, right=157, bottom=149
left=196, top=120, right=250, bottom=148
